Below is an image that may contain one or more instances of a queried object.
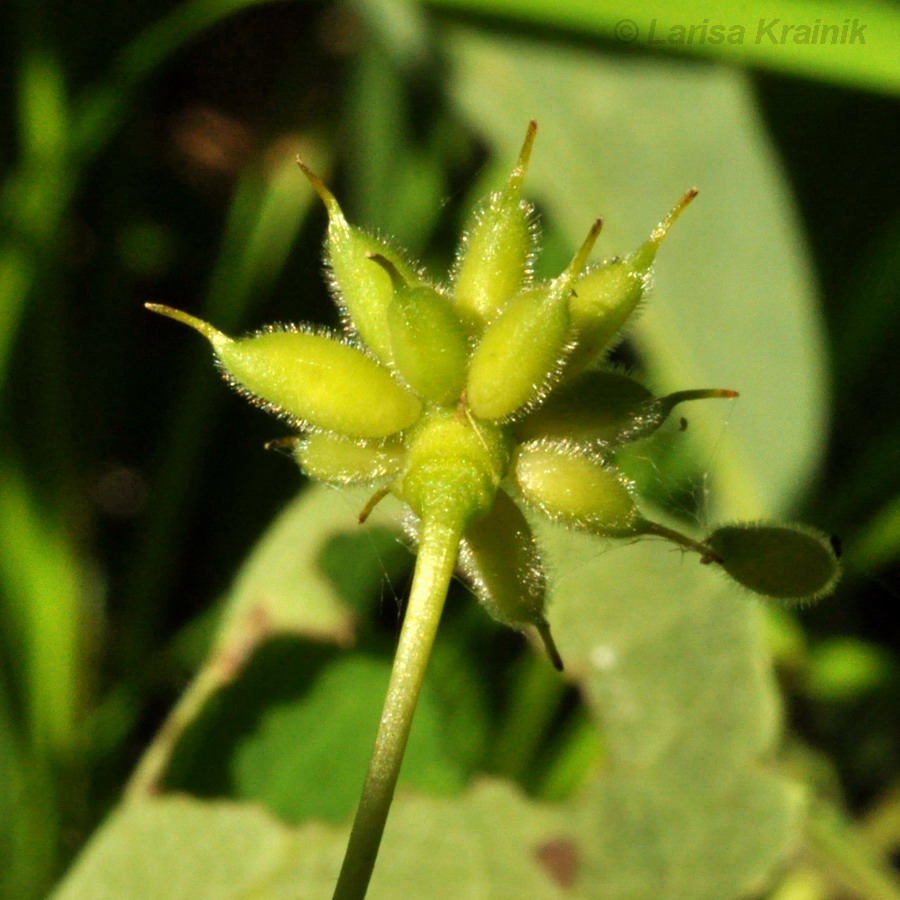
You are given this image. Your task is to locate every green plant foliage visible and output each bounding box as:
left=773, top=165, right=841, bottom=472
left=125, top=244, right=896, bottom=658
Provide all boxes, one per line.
left=424, top=0, right=900, bottom=94
left=3, top=0, right=899, bottom=897
left=51, top=797, right=345, bottom=900
left=52, top=784, right=578, bottom=899
left=807, top=638, right=896, bottom=702
left=542, top=524, right=800, bottom=898
left=215, top=483, right=409, bottom=644
left=163, top=649, right=468, bottom=824
left=233, top=655, right=468, bottom=815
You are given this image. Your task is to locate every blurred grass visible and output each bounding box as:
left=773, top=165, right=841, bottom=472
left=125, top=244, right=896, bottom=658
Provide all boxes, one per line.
left=1, top=0, right=899, bottom=896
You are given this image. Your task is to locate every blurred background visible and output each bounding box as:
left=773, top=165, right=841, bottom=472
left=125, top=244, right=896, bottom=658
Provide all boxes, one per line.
left=1, top=0, right=899, bottom=896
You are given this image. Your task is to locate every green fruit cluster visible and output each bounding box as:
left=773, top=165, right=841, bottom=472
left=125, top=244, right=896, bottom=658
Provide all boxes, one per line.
left=149, top=122, right=839, bottom=668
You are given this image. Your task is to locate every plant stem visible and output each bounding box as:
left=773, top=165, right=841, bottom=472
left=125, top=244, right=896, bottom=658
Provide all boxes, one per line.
left=333, top=517, right=461, bottom=900
left=805, top=799, right=900, bottom=900
left=641, top=519, right=720, bottom=562
left=124, top=601, right=271, bottom=800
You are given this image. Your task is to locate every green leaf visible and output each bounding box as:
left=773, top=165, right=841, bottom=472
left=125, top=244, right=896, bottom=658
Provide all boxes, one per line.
left=52, top=784, right=572, bottom=899
left=362, top=780, right=572, bottom=897
left=446, top=26, right=827, bottom=519
left=0, top=685, right=58, bottom=900
left=166, top=651, right=467, bottom=824
left=0, top=465, right=83, bottom=756
left=342, top=14, right=455, bottom=254
left=424, top=0, right=900, bottom=95
left=233, top=654, right=467, bottom=821
left=51, top=797, right=331, bottom=900
left=540, top=522, right=803, bottom=898
left=216, top=484, right=408, bottom=645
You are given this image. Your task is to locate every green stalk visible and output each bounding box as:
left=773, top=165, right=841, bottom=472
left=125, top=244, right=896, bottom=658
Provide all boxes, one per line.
left=333, top=517, right=461, bottom=900
left=641, top=519, right=720, bottom=561
left=805, top=799, right=900, bottom=900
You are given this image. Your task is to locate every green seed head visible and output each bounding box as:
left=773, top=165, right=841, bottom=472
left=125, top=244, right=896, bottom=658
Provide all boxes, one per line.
left=516, top=369, right=654, bottom=445
left=460, top=488, right=562, bottom=670
left=465, top=285, right=571, bottom=422
left=460, top=487, right=544, bottom=628
left=517, top=370, right=738, bottom=447
left=706, top=522, right=841, bottom=604
left=566, top=262, right=647, bottom=373
left=149, top=123, right=839, bottom=681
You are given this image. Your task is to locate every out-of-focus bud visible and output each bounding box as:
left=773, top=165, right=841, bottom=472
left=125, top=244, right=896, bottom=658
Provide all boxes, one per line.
left=517, top=369, right=737, bottom=447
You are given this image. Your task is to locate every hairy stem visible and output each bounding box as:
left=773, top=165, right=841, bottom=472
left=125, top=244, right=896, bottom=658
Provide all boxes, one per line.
left=333, top=517, right=461, bottom=900
left=641, top=519, right=721, bottom=562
